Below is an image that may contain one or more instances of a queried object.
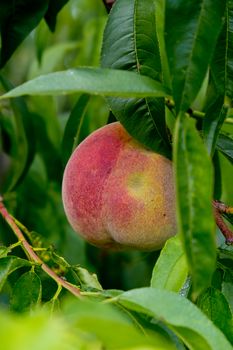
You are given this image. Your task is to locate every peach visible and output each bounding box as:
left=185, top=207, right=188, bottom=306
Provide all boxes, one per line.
left=62, top=122, right=176, bottom=250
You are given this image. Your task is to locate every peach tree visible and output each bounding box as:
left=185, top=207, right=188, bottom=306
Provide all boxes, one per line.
left=0, top=0, right=233, bottom=349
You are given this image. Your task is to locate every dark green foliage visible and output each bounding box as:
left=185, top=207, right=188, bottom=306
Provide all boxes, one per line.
left=174, top=114, right=216, bottom=297
left=217, top=132, right=233, bottom=165
left=197, top=286, right=233, bottom=344
left=101, top=0, right=171, bottom=158
left=165, top=0, right=226, bottom=112
left=203, top=97, right=228, bottom=157
left=11, top=270, right=42, bottom=312
left=0, top=257, right=31, bottom=291
left=0, top=0, right=69, bottom=68
left=211, top=0, right=233, bottom=98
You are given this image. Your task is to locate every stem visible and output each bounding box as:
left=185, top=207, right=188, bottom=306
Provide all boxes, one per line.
left=0, top=196, right=81, bottom=298
left=52, top=284, right=63, bottom=301
left=213, top=200, right=233, bottom=215
left=13, top=217, right=35, bottom=241
left=165, top=99, right=233, bottom=124
left=8, top=241, right=22, bottom=249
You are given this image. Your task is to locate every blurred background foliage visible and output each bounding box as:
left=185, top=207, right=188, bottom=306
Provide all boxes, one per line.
left=0, top=0, right=158, bottom=302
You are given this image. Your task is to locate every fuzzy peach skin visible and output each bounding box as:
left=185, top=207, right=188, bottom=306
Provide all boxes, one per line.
left=62, top=122, right=176, bottom=250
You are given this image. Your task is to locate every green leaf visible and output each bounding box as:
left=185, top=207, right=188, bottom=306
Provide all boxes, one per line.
left=11, top=271, right=42, bottom=312
left=61, top=94, right=90, bottom=165
left=154, top=0, right=171, bottom=88
left=44, top=0, right=69, bottom=32
left=174, top=113, right=216, bottom=298
left=0, top=256, right=31, bottom=291
left=151, top=235, right=188, bottom=293
left=0, top=0, right=49, bottom=68
left=0, top=76, right=36, bottom=192
left=0, top=68, right=170, bottom=99
left=101, top=0, right=171, bottom=157
left=218, top=246, right=233, bottom=261
left=165, top=0, right=226, bottom=112
left=64, top=298, right=177, bottom=350
left=117, top=287, right=232, bottom=350
left=211, top=1, right=233, bottom=98
left=73, top=266, right=103, bottom=291
left=217, top=132, right=233, bottom=164
left=197, top=287, right=233, bottom=344
left=203, top=96, right=228, bottom=157
left=102, top=0, right=162, bottom=79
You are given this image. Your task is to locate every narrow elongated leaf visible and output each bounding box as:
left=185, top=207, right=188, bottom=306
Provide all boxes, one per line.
left=211, top=1, right=233, bottom=98
left=151, top=235, right=188, bottom=293
left=0, top=0, right=49, bottom=68
left=203, top=96, right=228, bottom=157
left=11, top=271, right=42, bottom=312
left=197, top=287, right=233, bottom=343
left=217, top=132, right=233, bottom=164
left=62, top=94, right=90, bottom=165
left=0, top=257, right=31, bottom=291
left=0, top=68, right=169, bottom=100
left=174, top=113, right=216, bottom=298
left=117, top=288, right=232, bottom=350
left=154, top=0, right=171, bottom=88
left=101, top=0, right=171, bottom=157
left=165, top=0, right=226, bottom=112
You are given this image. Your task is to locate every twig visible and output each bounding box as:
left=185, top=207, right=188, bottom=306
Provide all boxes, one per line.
left=0, top=195, right=81, bottom=298
left=213, top=201, right=233, bottom=245
left=213, top=200, right=233, bottom=215
left=165, top=98, right=233, bottom=124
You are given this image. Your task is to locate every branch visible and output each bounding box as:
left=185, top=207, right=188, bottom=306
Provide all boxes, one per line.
left=213, top=200, right=233, bottom=245
left=213, top=200, right=233, bottom=215
left=0, top=196, right=81, bottom=298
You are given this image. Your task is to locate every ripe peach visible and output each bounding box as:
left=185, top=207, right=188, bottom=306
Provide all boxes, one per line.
left=62, top=122, right=176, bottom=250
